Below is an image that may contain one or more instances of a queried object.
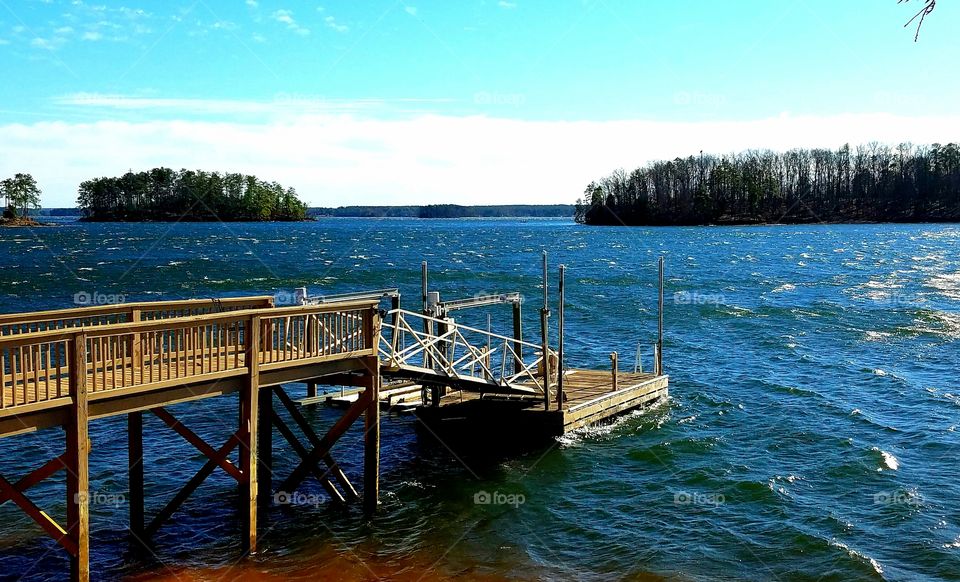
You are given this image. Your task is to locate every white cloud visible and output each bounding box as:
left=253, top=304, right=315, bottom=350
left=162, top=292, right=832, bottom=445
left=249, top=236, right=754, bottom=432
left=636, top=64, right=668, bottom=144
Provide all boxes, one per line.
left=246, top=0, right=258, bottom=7
left=5, top=103, right=960, bottom=207
left=498, top=1, right=517, bottom=8
left=271, top=9, right=310, bottom=35
left=81, top=31, right=102, bottom=41
left=252, top=32, right=266, bottom=43
left=324, top=15, right=348, bottom=33
left=404, top=6, right=418, bottom=16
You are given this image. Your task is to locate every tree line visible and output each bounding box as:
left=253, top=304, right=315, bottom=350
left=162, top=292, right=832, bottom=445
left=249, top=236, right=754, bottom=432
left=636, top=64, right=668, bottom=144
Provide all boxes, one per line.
left=312, top=204, right=574, bottom=218
left=575, top=142, right=960, bottom=226
left=77, top=168, right=308, bottom=221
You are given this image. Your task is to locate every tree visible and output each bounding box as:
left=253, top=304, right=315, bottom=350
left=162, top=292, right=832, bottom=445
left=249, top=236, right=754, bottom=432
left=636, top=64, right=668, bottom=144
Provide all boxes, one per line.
left=1, top=173, right=42, bottom=218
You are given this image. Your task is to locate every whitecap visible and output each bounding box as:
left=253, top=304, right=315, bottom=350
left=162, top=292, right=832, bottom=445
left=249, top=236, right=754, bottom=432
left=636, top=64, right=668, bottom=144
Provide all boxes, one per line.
left=872, top=447, right=899, bottom=471
left=830, top=540, right=883, bottom=575
left=772, top=283, right=796, bottom=293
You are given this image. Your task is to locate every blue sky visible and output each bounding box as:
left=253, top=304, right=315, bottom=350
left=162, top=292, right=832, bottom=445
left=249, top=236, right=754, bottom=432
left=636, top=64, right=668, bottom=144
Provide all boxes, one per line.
left=1, top=0, right=958, bottom=206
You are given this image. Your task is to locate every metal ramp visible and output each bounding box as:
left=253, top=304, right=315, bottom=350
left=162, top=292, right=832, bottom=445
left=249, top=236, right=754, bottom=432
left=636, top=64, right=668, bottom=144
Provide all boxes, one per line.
left=378, top=309, right=550, bottom=397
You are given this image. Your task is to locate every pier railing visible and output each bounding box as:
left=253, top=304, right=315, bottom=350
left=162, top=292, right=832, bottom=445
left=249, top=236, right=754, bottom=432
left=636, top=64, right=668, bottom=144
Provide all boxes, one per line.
left=0, top=296, right=276, bottom=337
left=379, top=309, right=547, bottom=395
left=0, top=301, right=378, bottom=412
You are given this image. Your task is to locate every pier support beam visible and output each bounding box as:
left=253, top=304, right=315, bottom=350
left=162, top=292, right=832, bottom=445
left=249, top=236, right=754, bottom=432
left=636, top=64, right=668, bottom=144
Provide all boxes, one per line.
left=363, top=357, right=380, bottom=515
left=67, top=334, right=90, bottom=582
left=240, top=316, right=261, bottom=554
left=128, top=411, right=145, bottom=542
left=257, top=387, right=273, bottom=508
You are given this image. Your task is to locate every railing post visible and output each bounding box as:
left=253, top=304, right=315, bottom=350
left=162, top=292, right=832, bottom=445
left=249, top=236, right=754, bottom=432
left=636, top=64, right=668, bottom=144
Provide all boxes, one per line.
left=657, top=256, right=664, bottom=376
left=512, top=300, right=523, bottom=375
left=67, top=333, right=90, bottom=582
left=611, top=352, right=618, bottom=392
left=390, top=293, right=401, bottom=352
left=130, top=308, right=142, bottom=370
left=240, top=316, right=260, bottom=554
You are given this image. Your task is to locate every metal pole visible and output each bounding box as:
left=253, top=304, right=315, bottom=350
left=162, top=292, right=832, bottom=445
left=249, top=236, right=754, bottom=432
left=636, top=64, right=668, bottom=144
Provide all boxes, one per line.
left=541, top=251, right=551, bottom=410
left=657, top=256, right=664, bottom=376
left=422, top=261, right=431, bottom=368
left=557, top=264, right=565, bottom=410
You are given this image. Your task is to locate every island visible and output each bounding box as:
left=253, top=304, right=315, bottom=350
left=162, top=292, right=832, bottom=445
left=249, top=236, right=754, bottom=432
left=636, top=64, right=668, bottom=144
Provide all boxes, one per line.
left=77, top=168, right=309, bottom=222
left=576, top=142, right=960, bottom=226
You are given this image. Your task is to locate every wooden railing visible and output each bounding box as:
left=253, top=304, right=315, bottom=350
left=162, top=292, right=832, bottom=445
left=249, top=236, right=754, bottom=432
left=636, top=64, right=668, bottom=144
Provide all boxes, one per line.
left=0, top=301, right=379, bottom=412
left=0, top=296, right=276, bottom=337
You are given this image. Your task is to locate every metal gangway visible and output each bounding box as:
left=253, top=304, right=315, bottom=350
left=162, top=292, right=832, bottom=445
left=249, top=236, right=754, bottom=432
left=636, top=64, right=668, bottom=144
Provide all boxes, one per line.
left=378, top=309, right=552, bottom=398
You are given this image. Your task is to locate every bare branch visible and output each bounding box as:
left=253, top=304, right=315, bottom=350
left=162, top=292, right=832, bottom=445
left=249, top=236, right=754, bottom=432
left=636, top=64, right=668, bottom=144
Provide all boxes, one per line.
left=899, top=0, right=936, bottom=41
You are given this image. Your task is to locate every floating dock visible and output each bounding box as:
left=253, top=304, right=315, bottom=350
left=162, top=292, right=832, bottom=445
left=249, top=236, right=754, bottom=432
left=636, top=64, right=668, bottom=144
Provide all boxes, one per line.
left=0, top=256, right=668, bottom=582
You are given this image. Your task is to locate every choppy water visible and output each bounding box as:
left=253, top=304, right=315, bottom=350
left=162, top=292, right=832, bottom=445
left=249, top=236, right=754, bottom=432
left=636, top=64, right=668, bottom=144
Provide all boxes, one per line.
left=0, top=219, right=958, bottom=581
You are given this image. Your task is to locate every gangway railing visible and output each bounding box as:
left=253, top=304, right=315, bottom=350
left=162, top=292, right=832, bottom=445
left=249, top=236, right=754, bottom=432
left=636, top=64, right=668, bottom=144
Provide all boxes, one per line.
left=378, top=309, right=553, bottom=397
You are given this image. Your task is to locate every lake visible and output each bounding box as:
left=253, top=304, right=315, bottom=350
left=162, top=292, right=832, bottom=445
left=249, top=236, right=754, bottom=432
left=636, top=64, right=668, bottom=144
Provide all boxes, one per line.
left=0, top=218, right=958, bottom=581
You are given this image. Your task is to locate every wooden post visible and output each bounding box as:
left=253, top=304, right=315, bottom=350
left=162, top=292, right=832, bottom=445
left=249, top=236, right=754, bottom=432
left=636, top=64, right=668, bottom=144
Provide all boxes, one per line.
left=541, top=251, right=551, bottom=410
left=657, top=256, right=664, bottom=376
left=512, top=301, right=523, bottom=375
left=611, top=352, right=618, bottom=392
left=306, top=382, right=318, bottom=398
left=257, top=387, right=273, bottom=508
left=130, top=308, right=142, bottom=369
left=557, top=265, right=565, bottom=410
left=67, top=334, right=90, bottom=582
left=390, top=293, right=401, bottom=352
left=363, top=356, right=380, bottom=515
left=240, top=316, right=260, bottom=554
left=128, top=411, right=144, bottom=542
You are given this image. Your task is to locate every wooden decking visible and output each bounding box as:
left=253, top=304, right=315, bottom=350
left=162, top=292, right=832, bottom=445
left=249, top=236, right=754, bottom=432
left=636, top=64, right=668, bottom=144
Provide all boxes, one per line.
left=416, top=369, right=669, bottom=442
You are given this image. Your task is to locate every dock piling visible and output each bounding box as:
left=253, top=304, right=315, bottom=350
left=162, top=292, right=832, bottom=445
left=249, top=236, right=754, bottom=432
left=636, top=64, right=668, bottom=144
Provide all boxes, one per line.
left=657, top=256, right=664, bottom=376
left=128, top=411, right=145, bottom=542
left=557, top=264, right=565, bottom=410
left=540, top=251, right=551, bottom=410
left=67, top=334, right=90, bottom=582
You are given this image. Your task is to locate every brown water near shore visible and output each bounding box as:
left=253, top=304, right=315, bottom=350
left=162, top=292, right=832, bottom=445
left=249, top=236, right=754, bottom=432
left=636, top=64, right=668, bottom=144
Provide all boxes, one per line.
left=128, top=545, right=532, bottom=582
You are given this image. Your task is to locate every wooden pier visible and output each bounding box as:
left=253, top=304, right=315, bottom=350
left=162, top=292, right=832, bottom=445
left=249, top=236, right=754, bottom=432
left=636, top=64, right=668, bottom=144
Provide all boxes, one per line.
left=0, top=257, right=668, bottom=582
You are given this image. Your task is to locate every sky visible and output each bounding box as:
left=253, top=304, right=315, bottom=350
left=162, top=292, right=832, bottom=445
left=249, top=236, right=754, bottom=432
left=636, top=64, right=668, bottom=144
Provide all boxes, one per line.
left=0, top=0, right=958, bottom=207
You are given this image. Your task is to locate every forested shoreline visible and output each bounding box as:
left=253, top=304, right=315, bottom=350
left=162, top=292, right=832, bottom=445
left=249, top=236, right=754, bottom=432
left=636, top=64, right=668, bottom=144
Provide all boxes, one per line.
left=77, top=168, right=309, bottom=222
left=312, top=204, right=574, bottom=218
left=576, top=142, right=960, bottom=225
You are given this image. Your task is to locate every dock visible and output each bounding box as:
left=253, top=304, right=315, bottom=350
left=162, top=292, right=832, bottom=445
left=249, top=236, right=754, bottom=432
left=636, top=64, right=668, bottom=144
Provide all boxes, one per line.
left=0, top=256, right=668, bottom=582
